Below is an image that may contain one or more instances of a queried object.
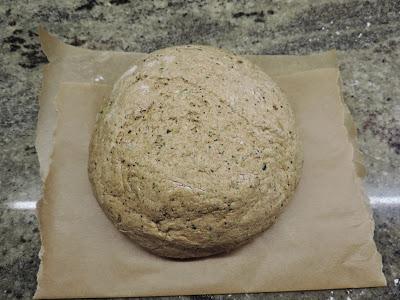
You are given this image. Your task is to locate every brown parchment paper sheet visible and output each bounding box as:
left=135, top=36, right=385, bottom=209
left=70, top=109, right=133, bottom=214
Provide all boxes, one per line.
left=34, top=29, right=386, bottom=299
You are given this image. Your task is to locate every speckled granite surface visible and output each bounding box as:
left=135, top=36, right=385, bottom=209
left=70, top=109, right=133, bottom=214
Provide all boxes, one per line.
left=0, top=0, right=399, bottom=299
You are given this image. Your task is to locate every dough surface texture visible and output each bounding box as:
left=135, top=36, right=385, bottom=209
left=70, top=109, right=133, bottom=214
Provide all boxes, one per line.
left=88, top=45, right=302, bottom=258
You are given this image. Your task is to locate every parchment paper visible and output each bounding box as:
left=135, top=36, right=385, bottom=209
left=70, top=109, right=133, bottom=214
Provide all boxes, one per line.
left=34, top=29, right=386, bottom=299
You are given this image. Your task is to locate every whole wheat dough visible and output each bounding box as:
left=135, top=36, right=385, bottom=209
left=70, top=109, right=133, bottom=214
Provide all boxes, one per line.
left=88, top=45, right=302, bottom=258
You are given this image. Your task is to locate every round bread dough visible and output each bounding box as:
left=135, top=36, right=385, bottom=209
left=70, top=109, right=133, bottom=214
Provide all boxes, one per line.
left=88, top=45, right=302, bottom=259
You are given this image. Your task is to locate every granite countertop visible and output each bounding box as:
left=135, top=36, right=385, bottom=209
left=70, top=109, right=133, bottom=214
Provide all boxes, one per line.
left=0, top=0, right=399, bottom=299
